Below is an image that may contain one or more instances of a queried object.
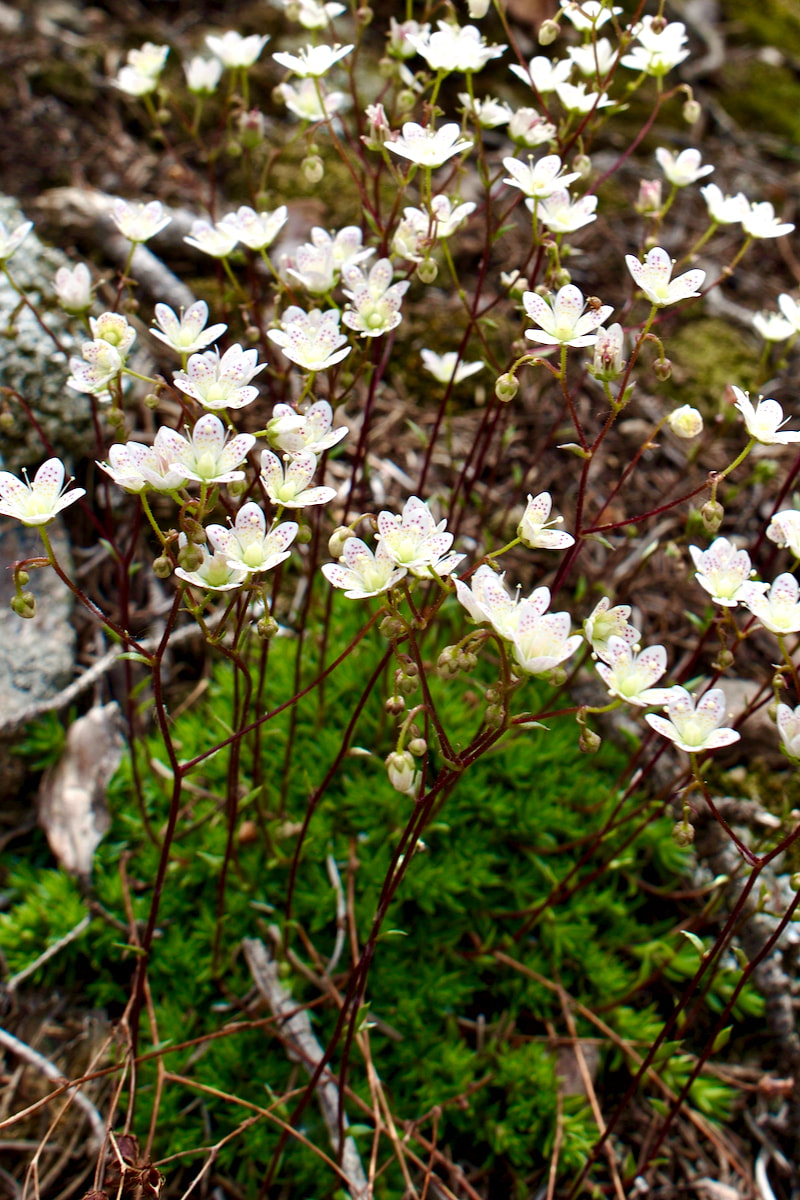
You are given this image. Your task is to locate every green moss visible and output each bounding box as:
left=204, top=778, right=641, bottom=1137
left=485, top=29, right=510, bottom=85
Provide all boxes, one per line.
left=661, top=318, right=759, bottom=415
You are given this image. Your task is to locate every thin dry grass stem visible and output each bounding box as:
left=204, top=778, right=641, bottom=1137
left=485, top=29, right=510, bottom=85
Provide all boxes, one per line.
left=0, top=1026, right=106, bottom=1151
left=556, top=985, right=626, bottom=1200
left=546, top=1087, right=565, bottom=1200
left=174, top=1114, right=264, bottom=1200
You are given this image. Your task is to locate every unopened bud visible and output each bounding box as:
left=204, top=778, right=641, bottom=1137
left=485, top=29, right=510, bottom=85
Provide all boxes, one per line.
left=668, top=404, right=703, bottom=439
left=416, top=258, right=438, bottom=284
left=538, top=18, right=559, bottom=45
left=579, top=727, right=602, bottom=754
left=302, top=154, right=324, bottom=184
left=177, top=543, right=203, bottom=572
left=0, top=411, right=14, bottom=430
left=408, top=736, right=427, bottom=757
left=15, top=570, right=30, bottom=586
left=649, top=15, right=667, bottom=33
left=554, top=267, right=571, bottom=289
left=182, top=517, right=206, bottom=544
left=572, top=153, right=592, bottom=180
left=385, top=749, right=416, bottom=795
left=226, top=140, right=243, bottom=159
left=397, top=88, right=416, bottom=112
left=386, top=694, right=406, bottom=715
left=484, top=704, right=504, bottom=730
left=257, top=615, right=280, bottom=640
left=635, top=178, right=663, bottom=216
left=437, top=646, right=461, bottom=679
left=153, top=555, right=173, bottom=578
left=672, top=821, right=695, bottom=847
left=653, top=357, right=671, bottom=382
left=144, top=392, right=161, bottom=410
left=106, top=407, right=125, bottom=430
left=295, top=524, right=313, bottom=545
left=356, top=5, right=373, bottom=24
left=791, top=872, right=800, bottom=891
left=395, top=668, right=419, bottom=696
left=227, top=478, right=248, bottom=499
left=683, top=98, right=702, bottom=124
left=329, top=526, right=355, bottom=558
left=701, top=499, right=724, bottom=535
left=238, top=108, right=266, bottom=149
left=495, top=373, right=519, bottom=403
left=468, top=0, right=490, bottom=14
left=380, top=613, right=405, bottom=639
left=713, top=649, right=734, bottom=671
left=11, top=592, right=36, bottom=618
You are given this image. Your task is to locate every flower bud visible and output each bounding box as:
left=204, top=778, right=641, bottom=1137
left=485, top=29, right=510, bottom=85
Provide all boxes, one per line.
left=106, top=407, right=126, bottom=430
left=238, top=108, right=266, bottom=149
left=713, top=649, right=734, bottom=671
left=329, top=525, right=355, bottom=558
left=379, top=613, right=405, bottom=639
left=238, top=819, right=258, bottom=845
left=397, top=88, right=416, bottom=112
left=495, top=372, right=519, bottom=403
left=484, top=704, right=504, bottom=730
left=15, top=570, right=30, bottom=586
left=226, top=140, right=243, bottom=159
left=668, top=404, right=703, bottom=439
left=356, top=5, right=373, bottom=24
left=653, top=357, right=672, bottom=382
left=635, top=178, right=662, bottom=216
left=153, top=555, right=173, bottom=579
left=683, top=98, right=702, bottom=124
left=408, top=736, right=427, bottom=756
left=302, top=154, right=324, bottom=184
left=579, top=727, right=601, bottom=754
left=538, top=18, right=559, bottom=45
left=144, top=392, right=161, bottom=410
left=11, top=592, right=36, bottom=618
left=53, top=262, right=93, bottom=314
left=554, top=268, right=571, bottom=289
left=182, top=517, right=207, bottom=544
left=701, top=499, right=724, bottom=535
left=672, top=821, right=695, bottom=847
left=572, top=153, right=592, bottom=180
left=0, top=411, right=13, bottom=431
left=385, top=749, right=416, bottom=795
left=257, top=615, right=280, bottom=640
left=590, top=323, right=625, bottom=381
left=791, top=872, right=800, bottom=891
left=386, top=694, right=406, bottom=715
left=295, top=524, right=313, bottom=545
left=395, top=668, right=419, bottom=696
left=227, top=478, right=248, bottom=499
left=177, top=542, right=203, bottom=572
left=468, top=0, right=491, bottom=13
left=416, top=258, right=438, bottom=284
left=437, top=646, right=461, bottom=679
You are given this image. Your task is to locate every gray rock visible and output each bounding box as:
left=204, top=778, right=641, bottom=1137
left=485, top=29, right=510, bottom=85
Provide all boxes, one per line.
left=0, top=520, right=76, bottom=798
left=0, top=194, right=93, bottom=475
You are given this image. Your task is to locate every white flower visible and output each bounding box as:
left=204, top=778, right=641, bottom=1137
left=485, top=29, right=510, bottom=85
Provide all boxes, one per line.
left=67, top=340, right=124, bottom=396
left=655, top=147, right=714, bottom=187
left=567, top=38, right=616, bottom=76
left=184, top=56, right=223, bottom=94
left=523, top=284, right=613, bottom=348
left=385, top=750, right=420, bottom=797
left=388, top=18, right=429, bottom=59
left=154, top=414, right=255, bottom=485
left=421, top=349, right=484, bottom=384
left=776, top=703, right=800, bottom=759
left=173, top=344, right=266, bottom=410
left=536, top=189, right=598, bottom=233
left=590, top=322, right=625, bottom=378
left=554, top=81, right=613, bottom=113
left=507, top=108, right=557, bottom=147
left=284, top=225, right=371, bottom=293
left=184, top=218, right=239, bottom=259
left=778, top=293, right=800, bottom=333
left=509, top=55, right=572, bottom=93
left=467, top=0, right=490, bottom=16
left=268, top=306, right=351, bottom=372
left=767, top=510, right=800, bottom=559
left=376, top=496, right=464, bottom=579
left=174, top=537, right=249, bottom=592
left=689, top=537, right=763, bottom=607
left=150, top=301, right=227, bottom=355
left=127, top=43, right=169, bottom=78
left=741, top=201, right=795, bottom=240
left=116, top=442, right=188, bottom=493
left=111, top=198, right=171, bottom=243
left=458, top=93, right=512, bottom=128
left=392, top=196, right=476, bottom=261
left=595, top=637, right=671, bottom=706
left=517, top=492, right=575, bottom=550
left=646, top=687, right=740, bottom=753
left=91, top=312, right=136, bottom=356
left=753, top=310, right=794, bottom=342
left=267, top=400, right=347, bottom=457
left=291, top=0, right=347, bottom=29
left=206, top=31, right=269, bottom=69
left=732, top=385, right=800, bottom=445
left=741, top=572, right=800, bottom=635
left=620, top=17, right=690, bottom=76
left=406, top=21, right=506, bottom=73
left=502, top=154, right=580, bottom=199
left=700, top=183, right=749, bottom=225
left=279, top=79, right=347, bottom=121
left=259, top=449, right=336, bottom=507
left=583, top=598, right=640, bottom=661
left=668, top=405, right=703, bottom=439
left=53, top=263, right=92, bottom=313
left=511, top=601, right=582, bottom=676
left=0, top=218, right=33, bottom=262
left=114, top=66, right=158, bottom=96
left=559, top=1, right=621, bottom=32
left=387, top=122, right=473, bottom=167
left=625, top=247, right=705, bottom=307
left=0, top=459, right=85, bottom=526
left=272, top=42, right=353, bottom=77
left=207, top=505, right=298, bottom=574
left=454, top=564, right=547, bottom=641
left=342, top=258, right=409, bottom=338
left=322, top=537, right=407, bottom=598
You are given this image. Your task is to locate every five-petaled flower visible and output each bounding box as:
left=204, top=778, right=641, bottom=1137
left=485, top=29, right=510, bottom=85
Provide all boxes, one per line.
left=645, top=686, right=740, bottom=753
left=517, top=492, right=575, bottom=550
left=173, top=344, right=266, bottom=410
left=206, top=31, right=269, bottom=69
left=259, top=450, right=337, bottom=508
left=267, top=306, right=351, bottom=372
left=154, top=415, right=255, bottom=486
left=406, top=20, right=506, bottom=73
left=625, top=247, right=705, bottom=306
left=583, top=598, right=640, bottom=661
left=111, top=198, right=172, bottom=244
left=595, top=637, right=671, bottom=707
left=377, top=496, right=464, bottom=579
left=421, top=349, right=484, bottom=384
left=267, top=401, right=348, bottom=457
left=767, top=510, right=800, bottom=559
left=511, top=596, right=582, bottom=676
left=776, top=703, right=800, bottom=760
left=655, top=147, right=713, bottom=187
left=732, top=385, right=800, bottom=445
left=207, top=504, right=298, bottom=574
left=741, top=572, right=800, bottom=635
left=322, top=537, right=407, bottom=598
left=174, top=537, right=249, bottom=592
left=0, top=459, right=85, bottom=526
left=150, top=301, right=227, bottom=356
left=502, top=154, right=580, bottom=200
left=272, top=42, right=353, bottom=77
left=0, top=217, right=33, bottom=262
left=387, top=122, right=473, bottom=168
left=342, top=258, right=409, bottom=337
left=689, top=537, right=764, bottom=607
left=523, top=284, right=613, bottom=348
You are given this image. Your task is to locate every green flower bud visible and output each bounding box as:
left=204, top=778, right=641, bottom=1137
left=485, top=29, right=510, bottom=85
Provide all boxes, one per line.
left=177, top=543, right=203, bottom=572
left=144, top=392, right=161, bottom=410
left=11, top=592, right=36, bottom=618
left=295, top=524, right=313, bottom=545
left=182, top=517, right=207, bottom=545
left=653, top=357, right=672, bottom=382
left=386, top=694, right=406, bottom=715
left=416, top=258, right=438, bottom=284
left=579, top=727, right=602, bottom=754
left=329, top=526, right=355, bottom=558
left=683, top=98, right=701, bottom=124
left=0, top=411, right=14, bottom=431
left=153, top=555, right=173, bottom=579
left=302, top=154, right=324, bottom=184
left=408, top=736, right=427, bottom=757
left=227, top=478, right=248, bottom=499
left=701, top=499, right=724, bottom=535
left=257, top=615, right=280, bottom=640
left=672, top=821, right=695, bottom=847
left=538, top=18, right=559, bottom=45
left=495, top=373, right=519, bottom=403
